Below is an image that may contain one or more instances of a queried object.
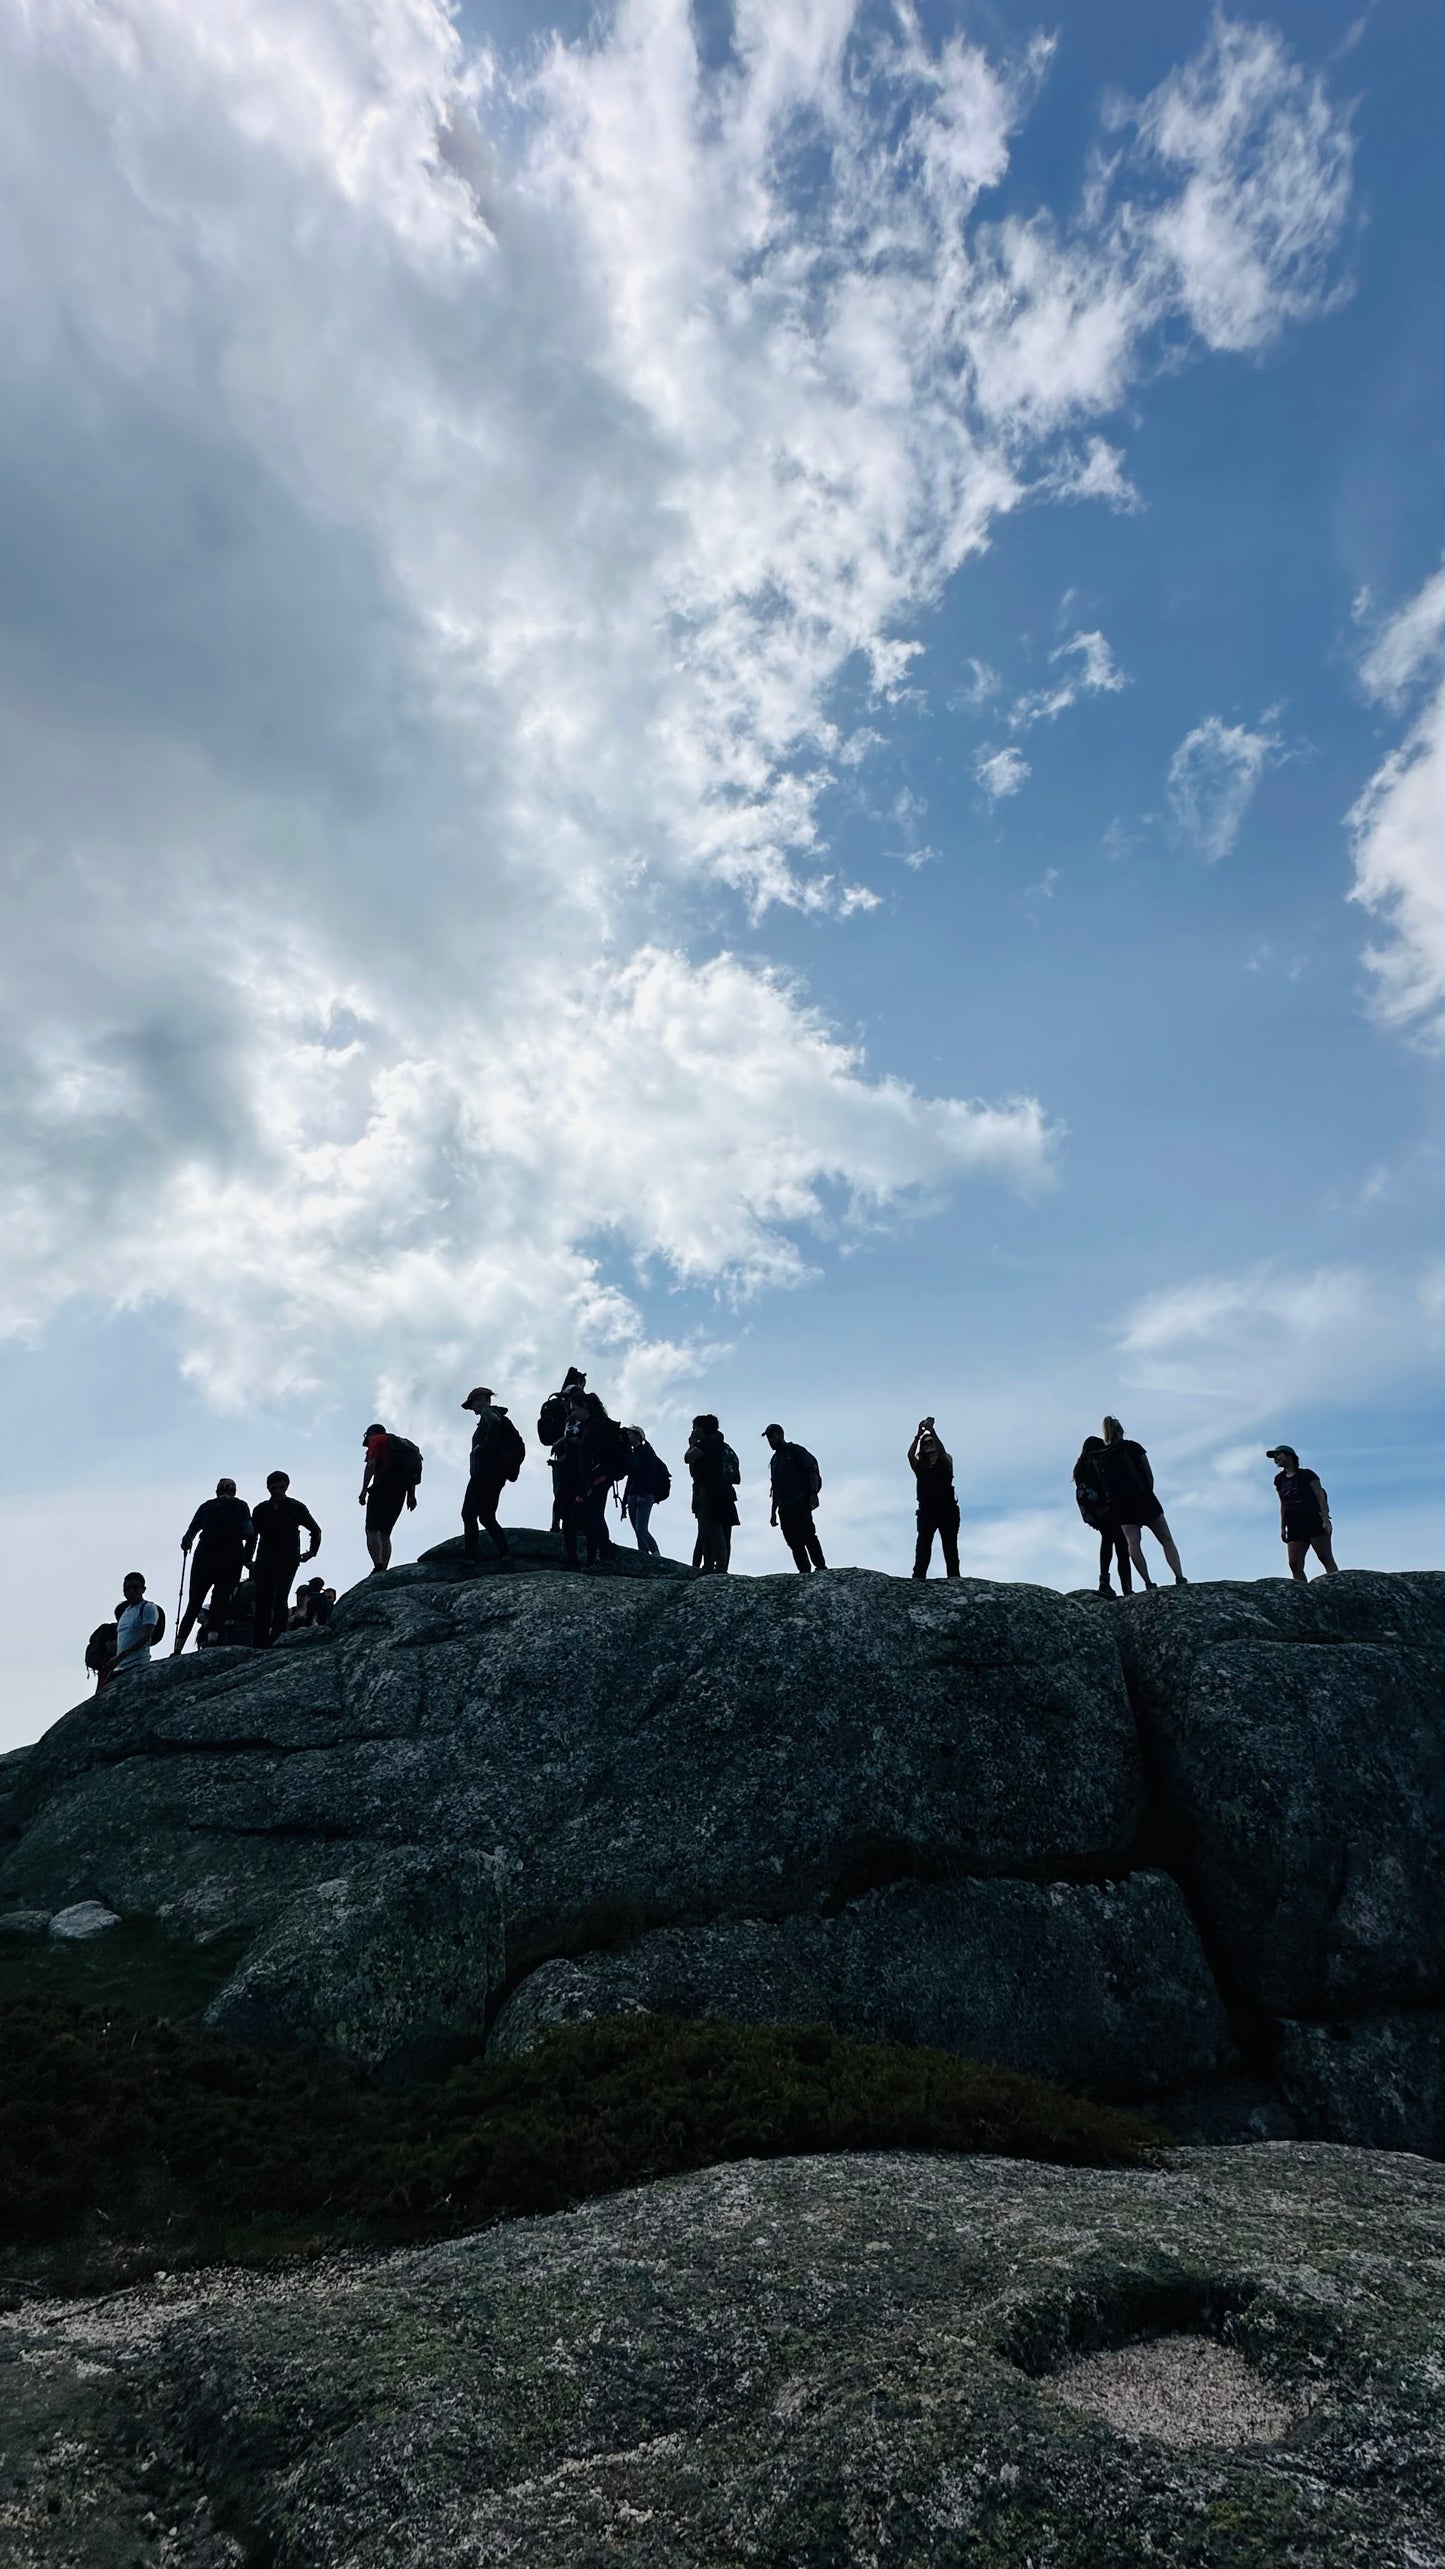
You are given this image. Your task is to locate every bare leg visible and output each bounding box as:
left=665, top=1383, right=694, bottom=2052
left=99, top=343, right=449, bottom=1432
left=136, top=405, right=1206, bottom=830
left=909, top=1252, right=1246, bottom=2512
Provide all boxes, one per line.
left=1313, top=1534, right=1339, bottom=1574
left=367, top=1527, right=392, bottom=1572
left=1121, top=1524, right=1154, bottom=1587
left=1286, top=1538, right=1309, bottom=1581
left=1151, top=1514, right=1185, bottom=1580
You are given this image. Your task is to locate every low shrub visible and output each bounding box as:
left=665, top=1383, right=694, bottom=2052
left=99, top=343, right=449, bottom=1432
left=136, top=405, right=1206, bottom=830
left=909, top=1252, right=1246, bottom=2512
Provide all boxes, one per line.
left=0, top=2000, right=1166, bottom=2270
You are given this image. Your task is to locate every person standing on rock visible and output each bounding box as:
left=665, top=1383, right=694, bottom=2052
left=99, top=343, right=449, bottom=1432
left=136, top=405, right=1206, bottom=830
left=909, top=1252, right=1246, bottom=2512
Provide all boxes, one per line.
left=1073, top=1434, right=1132, bottom=1597
left=909, top=1420, right=961, bottom=1579
left=460, top=1387, right=525, bottom=1564
left=686, top=1414, right=738, bottom=1573
left=174, top=1479, right=255, bottom=1653
left=1099, top=1419, right=1186, bottom=1588
left=114, top=1572, right=166, bottom=1674
left=250, top=1472, right=322, bottom=1646
left=620, top=1426, right=667, bottom=1555
left=1266, top=1445, right=1339, bottom=1579
left=763, top=1424, right=826, bottom=1572
left=359, top=1424, right=423, bottom=1573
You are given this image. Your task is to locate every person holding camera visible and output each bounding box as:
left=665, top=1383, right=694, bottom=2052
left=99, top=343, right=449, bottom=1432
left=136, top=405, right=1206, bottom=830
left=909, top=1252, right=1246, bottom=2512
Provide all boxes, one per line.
left=909, top=1419, right=960, bottom=1579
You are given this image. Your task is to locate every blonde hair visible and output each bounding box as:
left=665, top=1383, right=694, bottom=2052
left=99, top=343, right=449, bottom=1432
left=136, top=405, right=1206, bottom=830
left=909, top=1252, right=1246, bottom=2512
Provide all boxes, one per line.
left=1102, top=1416, right=1124, bottom=1445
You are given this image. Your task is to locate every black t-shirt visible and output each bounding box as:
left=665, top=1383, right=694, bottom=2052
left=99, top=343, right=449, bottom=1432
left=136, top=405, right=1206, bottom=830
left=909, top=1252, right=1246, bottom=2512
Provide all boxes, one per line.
left=186, top=1495, right=254, bottom=1549
left=251, top=1494, right=321, bottom=1556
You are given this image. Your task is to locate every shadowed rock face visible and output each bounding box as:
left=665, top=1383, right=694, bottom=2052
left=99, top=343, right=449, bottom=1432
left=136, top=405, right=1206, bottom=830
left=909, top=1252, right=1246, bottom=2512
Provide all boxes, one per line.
left=5, top=2145, right=1444, bottom=2567
left=2, top=1543, right=1444, bottom=2138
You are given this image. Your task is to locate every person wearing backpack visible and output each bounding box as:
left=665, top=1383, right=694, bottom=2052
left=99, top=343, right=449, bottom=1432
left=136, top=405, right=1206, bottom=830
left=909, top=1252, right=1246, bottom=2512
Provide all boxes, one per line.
left=686, top=1413, right=738, bottom=1573
left=1266, top=1444, right=1339, bottom=1578
left=460, top=1386, right=525, bottom=1564
left=763, top=1423, right=826, bottom=1572
left=359, top=1423, right=423, bottom=1572
left=85, top=1607, right=122, bottom=1692
left=1073, top=1434, right=1132, bottom=1597
left=1099, top=1417, right=1186, bottom=1588
left=908, top=1419, right=961, bottom=1579
left=620, top=1426, right=668, bottom=1555
left=114, top=1572, right=166, bottom=1674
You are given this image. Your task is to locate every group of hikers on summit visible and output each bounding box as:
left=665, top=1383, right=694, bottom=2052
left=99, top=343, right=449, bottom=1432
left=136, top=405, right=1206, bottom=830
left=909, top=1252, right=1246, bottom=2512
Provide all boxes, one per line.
left=86, top=1369, right=1343, bottom=1683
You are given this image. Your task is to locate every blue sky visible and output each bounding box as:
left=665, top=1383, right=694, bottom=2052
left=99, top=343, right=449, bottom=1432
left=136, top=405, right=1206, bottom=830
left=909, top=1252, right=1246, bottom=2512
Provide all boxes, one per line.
left=1, top=0, right=1443, bottom=1746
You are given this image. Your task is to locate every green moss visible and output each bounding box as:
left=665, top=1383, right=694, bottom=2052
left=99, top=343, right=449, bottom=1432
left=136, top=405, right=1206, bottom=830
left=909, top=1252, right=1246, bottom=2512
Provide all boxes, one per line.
left=0, top=2000, right=1166, bottom=2285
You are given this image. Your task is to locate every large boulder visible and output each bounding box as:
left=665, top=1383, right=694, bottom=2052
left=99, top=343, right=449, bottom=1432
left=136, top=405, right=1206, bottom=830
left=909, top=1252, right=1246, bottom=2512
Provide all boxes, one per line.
left=489, top=1869, right=1235, bottom=2104
left=4, top=2145, right=1443, bottom=2566
left=0, top=1538, right=1146, bottom=2067
left=1115, top=1572, right=1445, bottom=2018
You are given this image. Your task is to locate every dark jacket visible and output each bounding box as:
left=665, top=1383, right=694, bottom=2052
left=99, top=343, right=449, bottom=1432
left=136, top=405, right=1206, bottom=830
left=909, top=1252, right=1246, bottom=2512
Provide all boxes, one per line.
left=1098, top=1438, right=1156, bottom=1523
left=768, top=1441, right=821, bottom=1510
left=688, top=1430, right=738, bottom=1525
left=184, top=1495, right=254, bottom=1552
left=469, top=1405, right=526, bottom=1484
left=909, top=1435, right=958, bottom=1520
left=623, top=1441, right=665, bottom=1505
left=1073, top=1437, right=1118, bottom=1532
left=251, top=1494, right=321, bottom=1558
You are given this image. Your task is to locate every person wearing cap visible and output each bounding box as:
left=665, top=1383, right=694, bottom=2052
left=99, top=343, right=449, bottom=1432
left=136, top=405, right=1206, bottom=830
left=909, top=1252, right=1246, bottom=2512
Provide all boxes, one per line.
left=763, top=1423, right=825, bottom=1572
left=1267, top=1445, right=1338, bottom=1578
left=460, top=1387, right=526, bottom=1564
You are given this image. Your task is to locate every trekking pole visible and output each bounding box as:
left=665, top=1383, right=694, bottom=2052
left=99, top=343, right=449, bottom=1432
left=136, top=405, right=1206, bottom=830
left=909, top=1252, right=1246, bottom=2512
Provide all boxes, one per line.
left=176, top=1550, right=186, bottom=1632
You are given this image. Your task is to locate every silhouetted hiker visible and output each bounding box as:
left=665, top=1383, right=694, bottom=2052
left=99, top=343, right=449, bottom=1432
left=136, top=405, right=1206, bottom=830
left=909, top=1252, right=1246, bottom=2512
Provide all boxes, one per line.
left=250, top=1471, right=322, bottom=1646
left=114, top=1572, right=165, bottom=1674
left=1074, top=1435, right=1132, bottom=1597
left=764, top=1424, right=825, bottom=1572
left=1267, top=1445, right=1339, bottom=1579
left=1099, top=1418, right=1186, bottom=1588
left=686, top=1414, right=738, bottom=1573
left=909, top=1420, right=960, bottom=1579
left=620, top=1426, right=668, bottom=1555
left=85, top=1609, right=121, bottom=1692
left=174, top=1479, right=254, bottom=1653
left=461, top=1387, right=526, bottom=1563
left=359, top=1424, right=423, bottom=1572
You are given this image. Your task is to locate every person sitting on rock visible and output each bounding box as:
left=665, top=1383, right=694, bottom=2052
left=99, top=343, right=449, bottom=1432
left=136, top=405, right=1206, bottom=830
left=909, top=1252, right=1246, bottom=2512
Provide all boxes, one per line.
left=1266, top=1444, right=1339, bottom=1579
left=686, top=1414, right=738, bottom=1573
left=460, top=1386, right=526, bottom=1564
left=174, top=1479, right=254, bottom=1653
left=114, top=1572, right=165, bottom=1674
left=909, top=1419, right=961, bottom=1580
left=1099, top=1418, right=1186, bottom=1589
left=359, top=1424, right=422, bottom=1573
left=763, top=1423, right=826, bottom=1572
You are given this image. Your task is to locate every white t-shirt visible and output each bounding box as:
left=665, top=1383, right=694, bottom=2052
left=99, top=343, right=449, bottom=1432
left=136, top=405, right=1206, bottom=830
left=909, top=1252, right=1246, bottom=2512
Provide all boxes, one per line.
left=114, top=1598, right=160, bottom=1670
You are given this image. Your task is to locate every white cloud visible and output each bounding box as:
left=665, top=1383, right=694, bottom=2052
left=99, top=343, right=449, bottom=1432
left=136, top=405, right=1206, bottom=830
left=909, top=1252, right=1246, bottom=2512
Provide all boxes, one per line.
left=1167, top=713, right=1283, bottom=860
left=1349, top=564, right=1445, bottom=1036
left=1118, top=1262, right=1389, bottom=1416
left=976, top=746, right=1031, bottom=801
left=1008, top=625, right=1127, bottom=730
left=0, top=0, right=1354, bottom=1407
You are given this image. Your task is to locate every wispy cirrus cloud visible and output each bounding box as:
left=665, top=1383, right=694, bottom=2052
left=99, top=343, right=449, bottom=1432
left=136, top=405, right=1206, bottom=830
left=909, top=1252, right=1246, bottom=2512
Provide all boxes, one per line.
left=1167, top=712, right=1285, bottom=860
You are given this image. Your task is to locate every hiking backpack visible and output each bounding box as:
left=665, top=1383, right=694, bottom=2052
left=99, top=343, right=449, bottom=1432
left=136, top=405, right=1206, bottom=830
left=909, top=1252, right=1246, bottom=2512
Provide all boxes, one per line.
left=1073, top=1457, right=1110, bottom=1532
left=651, top=1453, right=672, bottom=1504
left=722, top=1441, right=741, bottom=1486
left=386, top=1434, right=424, bottom=1488
left=497, top=1415, right=526, bottom=1483
left=537, top=1391, right=569, bottom=1447
left=795, top=1444, right=822, bottom=1503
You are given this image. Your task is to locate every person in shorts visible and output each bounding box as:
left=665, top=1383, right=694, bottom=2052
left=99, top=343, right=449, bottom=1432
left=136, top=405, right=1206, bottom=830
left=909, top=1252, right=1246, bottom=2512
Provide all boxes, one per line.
left=1099, top=1418, right=1187, bottom=1588
left=359, top=1424, right=417, bottom=1572
left=1266, top=1445, right=1339, bottom=1578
